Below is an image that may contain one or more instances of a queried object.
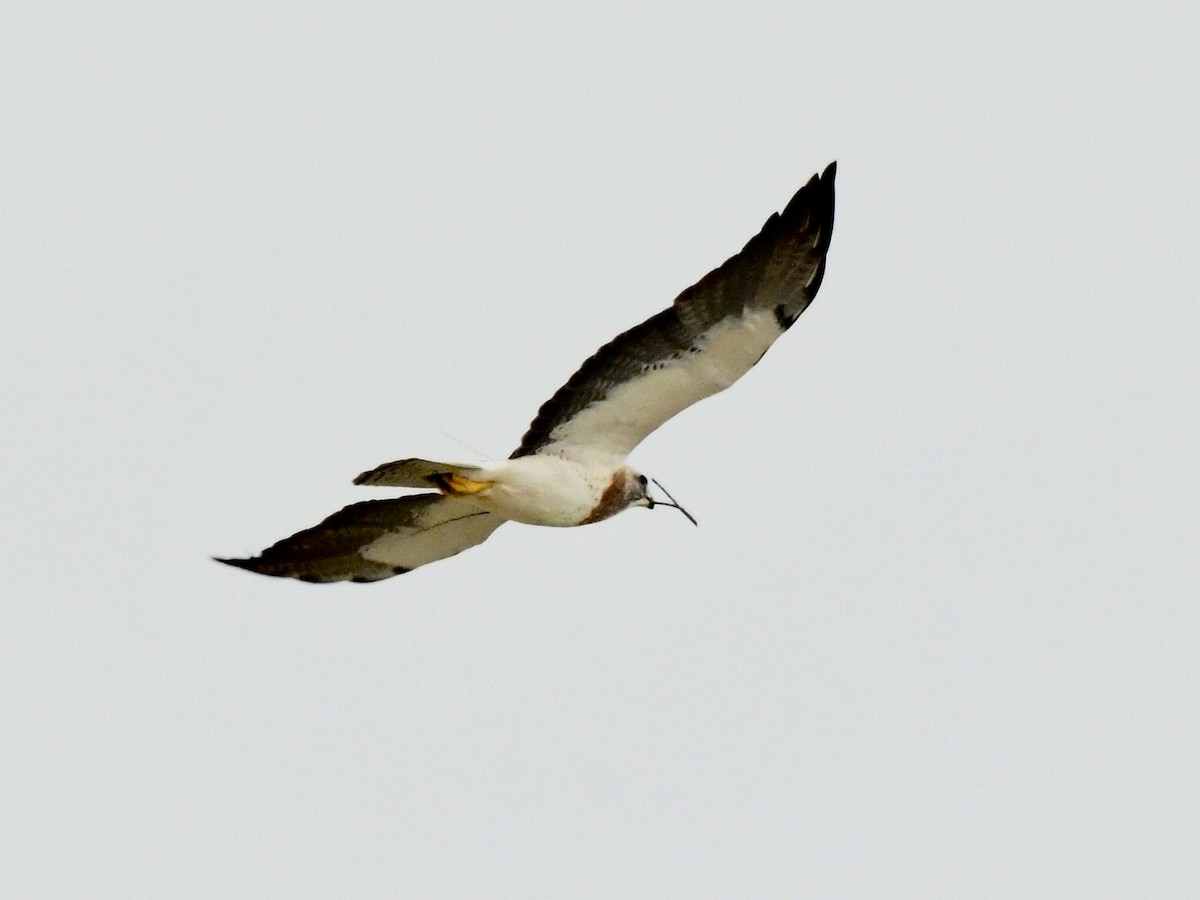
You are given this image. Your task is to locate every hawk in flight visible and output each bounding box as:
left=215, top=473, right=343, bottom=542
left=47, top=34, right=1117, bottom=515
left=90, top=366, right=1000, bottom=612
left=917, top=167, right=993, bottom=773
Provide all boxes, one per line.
left=218, top=163, right=836, bottom=582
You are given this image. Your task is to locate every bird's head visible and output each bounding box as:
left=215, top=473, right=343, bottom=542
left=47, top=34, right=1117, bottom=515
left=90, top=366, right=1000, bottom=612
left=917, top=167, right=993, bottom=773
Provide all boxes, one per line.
left=628, top=471, right=698, bottom=526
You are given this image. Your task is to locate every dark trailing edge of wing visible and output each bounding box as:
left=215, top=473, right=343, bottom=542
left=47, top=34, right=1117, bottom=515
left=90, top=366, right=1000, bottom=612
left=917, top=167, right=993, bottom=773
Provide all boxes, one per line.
left=215, top=496, right=441, bottom=583
left=509, top=161, right=836, bottom=459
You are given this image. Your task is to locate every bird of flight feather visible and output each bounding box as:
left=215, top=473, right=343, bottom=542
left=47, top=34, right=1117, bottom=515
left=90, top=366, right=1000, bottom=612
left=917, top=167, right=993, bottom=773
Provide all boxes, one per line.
left=217, top=163, right=836, bottom=583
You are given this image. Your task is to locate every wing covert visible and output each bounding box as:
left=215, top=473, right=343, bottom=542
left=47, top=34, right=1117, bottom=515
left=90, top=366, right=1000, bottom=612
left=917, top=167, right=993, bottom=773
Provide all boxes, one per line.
left=215, top=494, right=504, bottom=583
left=511, top=162, right=835, bottom=460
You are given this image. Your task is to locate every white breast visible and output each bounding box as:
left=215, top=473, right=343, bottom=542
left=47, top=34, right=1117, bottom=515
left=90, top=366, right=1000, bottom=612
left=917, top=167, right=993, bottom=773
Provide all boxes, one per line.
left=478, top=453, right=620, bottom=527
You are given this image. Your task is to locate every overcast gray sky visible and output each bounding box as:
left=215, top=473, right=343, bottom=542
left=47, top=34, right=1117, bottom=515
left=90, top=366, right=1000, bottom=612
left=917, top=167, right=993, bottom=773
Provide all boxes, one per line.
left=4, top=2, right=1197, bottom=896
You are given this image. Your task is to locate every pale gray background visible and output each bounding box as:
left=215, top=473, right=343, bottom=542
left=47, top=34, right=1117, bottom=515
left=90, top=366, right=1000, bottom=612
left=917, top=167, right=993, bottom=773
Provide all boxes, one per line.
left=4, top=2, right=1197, bottom=897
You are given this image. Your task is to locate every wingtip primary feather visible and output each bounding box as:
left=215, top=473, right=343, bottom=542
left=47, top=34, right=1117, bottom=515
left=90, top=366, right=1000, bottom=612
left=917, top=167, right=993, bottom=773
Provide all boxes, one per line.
left=215, top=494, right=503, bottom=583
left=213, top=551, right=399, bottom=583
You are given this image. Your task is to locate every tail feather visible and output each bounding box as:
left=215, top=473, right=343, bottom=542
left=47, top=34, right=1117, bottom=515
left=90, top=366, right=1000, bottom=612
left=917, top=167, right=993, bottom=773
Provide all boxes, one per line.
left=215, top=494, right=504, bottom=583
left=353, top=457, right=482, bottom=488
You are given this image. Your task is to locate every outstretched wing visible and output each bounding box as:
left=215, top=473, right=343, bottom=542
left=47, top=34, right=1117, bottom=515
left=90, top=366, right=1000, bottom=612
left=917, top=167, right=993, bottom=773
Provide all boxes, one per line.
left=511, top=162, right=835, bottom=461
left=215, top=495, right=504, bottom=583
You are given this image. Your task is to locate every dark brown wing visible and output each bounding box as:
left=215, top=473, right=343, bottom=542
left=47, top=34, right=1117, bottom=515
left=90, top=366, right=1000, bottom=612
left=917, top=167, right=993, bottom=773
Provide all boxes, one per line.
left=216, top=494, right=503, bottom=583
left=510, top=162, right=835, bottom=461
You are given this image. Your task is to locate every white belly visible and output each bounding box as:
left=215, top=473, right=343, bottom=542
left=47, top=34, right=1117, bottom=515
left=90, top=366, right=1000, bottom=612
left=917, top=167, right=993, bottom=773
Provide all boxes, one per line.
left=477, top=454, right=617, bottom=527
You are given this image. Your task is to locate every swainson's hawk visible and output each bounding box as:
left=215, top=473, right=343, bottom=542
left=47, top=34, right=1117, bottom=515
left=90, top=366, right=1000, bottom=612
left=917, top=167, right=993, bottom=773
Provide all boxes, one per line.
left=217, top=163, right=836, bottom=582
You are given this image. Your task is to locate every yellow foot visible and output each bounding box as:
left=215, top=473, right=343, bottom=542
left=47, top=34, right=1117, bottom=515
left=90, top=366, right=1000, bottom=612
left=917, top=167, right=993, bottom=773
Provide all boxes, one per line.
left=430, top=472, right=494, bottom=496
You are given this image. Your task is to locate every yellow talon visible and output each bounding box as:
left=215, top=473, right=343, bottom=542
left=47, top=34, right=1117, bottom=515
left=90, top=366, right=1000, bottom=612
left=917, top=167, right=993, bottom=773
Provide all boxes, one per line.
left=431, top=472, right=494, bottom=495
